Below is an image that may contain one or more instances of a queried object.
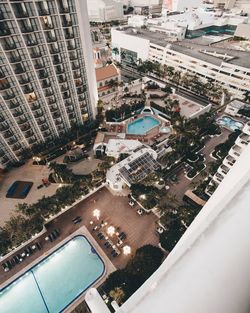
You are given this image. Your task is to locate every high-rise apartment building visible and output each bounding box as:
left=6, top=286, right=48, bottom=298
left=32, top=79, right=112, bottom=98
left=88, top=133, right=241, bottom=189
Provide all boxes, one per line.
left=0, top=0, right=98, bottom=168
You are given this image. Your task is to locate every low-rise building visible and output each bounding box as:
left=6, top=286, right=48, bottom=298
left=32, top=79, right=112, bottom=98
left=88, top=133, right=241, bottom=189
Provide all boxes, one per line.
left=225, top=99, right=245, bottom=116
left=111, top=26, right=250, bottom=97
left=106, top=146, right=159, bottom=191
left=87, top=0, right=124, bottom=22
left=95, top=64, right=120, bottom=98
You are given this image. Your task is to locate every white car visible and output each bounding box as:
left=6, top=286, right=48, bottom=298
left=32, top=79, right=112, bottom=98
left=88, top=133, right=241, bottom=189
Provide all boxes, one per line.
left=137, top=208, right=144, bottom=216
left=128, top=200, right=135, bottom=207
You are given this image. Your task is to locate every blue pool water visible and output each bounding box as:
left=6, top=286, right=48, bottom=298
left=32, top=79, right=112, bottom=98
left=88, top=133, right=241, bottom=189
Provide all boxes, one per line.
left=0, top=236, right=105, bottom=313
left=127, top=116, right=160, bottom=135
left=217, top=116, right=244, bottom=132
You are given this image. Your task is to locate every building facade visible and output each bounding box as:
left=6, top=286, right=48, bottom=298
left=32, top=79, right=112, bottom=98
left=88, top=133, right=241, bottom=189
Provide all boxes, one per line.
left=0, top=0, right=98, bottom=168
left=95, top=64, right=119, bottom=98
left=207, top=121, right=250, bottom=194
left=87, top=0, right=124, bottom=22
left=111, top=27, right=250, bottom=97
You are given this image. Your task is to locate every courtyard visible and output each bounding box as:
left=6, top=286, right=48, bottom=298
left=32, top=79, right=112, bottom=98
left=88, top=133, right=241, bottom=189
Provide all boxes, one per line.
left=0, top=186, right=159, bottom=284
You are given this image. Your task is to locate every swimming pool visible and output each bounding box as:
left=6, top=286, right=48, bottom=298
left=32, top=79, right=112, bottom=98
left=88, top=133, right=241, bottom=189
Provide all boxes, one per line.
left=0, top=236, right=105, bottom=313
left=217, top=116, right=244, bottom=132
left=127, top=116, right=160, bottom=135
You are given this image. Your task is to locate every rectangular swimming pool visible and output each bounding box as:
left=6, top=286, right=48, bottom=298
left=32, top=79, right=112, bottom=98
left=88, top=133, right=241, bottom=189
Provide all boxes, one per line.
left=127, top=116, right=160, bottom=135
left=0, top=236, right=105, bottom=313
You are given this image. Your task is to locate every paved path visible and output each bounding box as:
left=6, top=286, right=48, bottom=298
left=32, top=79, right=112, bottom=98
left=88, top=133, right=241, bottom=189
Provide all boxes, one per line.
left=163, top=129, right=231, bottom=203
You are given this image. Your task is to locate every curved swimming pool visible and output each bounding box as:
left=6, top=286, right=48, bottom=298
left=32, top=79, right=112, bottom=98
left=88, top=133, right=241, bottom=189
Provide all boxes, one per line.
left=0, top=236, right=105, bottom=313
left=217, top=116, right=244, bottom=131
left=127, top=116, right=160, bottom=135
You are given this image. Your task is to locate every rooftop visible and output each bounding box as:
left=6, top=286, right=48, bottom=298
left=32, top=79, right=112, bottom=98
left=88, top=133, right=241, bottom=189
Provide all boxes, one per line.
left=115, top=27, right=250, bottom=68
left=228, top=99, right=246, bottom=109
left=106, top=139, right=143, bottom=155
left=95, top=64, right=119, bottom=82
left=106, top=147, right=158, bottom=188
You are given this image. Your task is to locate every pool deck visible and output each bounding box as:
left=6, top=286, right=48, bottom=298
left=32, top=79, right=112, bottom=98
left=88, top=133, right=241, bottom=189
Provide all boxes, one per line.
left=0, top=226, right=115, bottom=313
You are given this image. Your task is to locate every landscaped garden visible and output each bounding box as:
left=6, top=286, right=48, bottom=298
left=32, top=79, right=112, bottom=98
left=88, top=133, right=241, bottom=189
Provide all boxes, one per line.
left=102, top=245, right=164, bottom=305
left=212, top=129, right=241, bottom=160
left=105, top=102, right=144, bottom=122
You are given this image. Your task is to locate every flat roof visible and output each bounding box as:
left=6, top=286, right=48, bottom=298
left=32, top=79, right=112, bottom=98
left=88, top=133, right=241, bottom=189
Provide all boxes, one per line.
left=116, top=27, right=250, bottom=68
left=170, top=41, right=250, bottom=69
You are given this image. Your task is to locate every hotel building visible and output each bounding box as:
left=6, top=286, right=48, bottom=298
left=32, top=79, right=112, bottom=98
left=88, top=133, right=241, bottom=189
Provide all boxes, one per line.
left=111, top=27, right=250, bottom=98
left=0, top=0, right=98, bottom=168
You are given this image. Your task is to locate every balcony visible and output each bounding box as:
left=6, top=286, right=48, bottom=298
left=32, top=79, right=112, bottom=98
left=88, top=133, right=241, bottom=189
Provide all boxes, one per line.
left=14, top=64, right=25, bottom=75
left=20, top=124, right=31, bottom=132
left=50, top=47, right=59, bottom=54
left=21, top=26, right=34, bottom=33
left=67, top=44, right=75, bottom=51
left=58, top=76, right=66, bottom=83
left=26, top=92, right=37, bottom=103
left=27, top=39, right=38, bottom=47
left=47, top=35, right=57, bottom=43
left=42, top=80, right=51, bottom=89
left=9, top=102, right=20, bottom=109
left=38, top=8, right=49, bottom=16
left=78, top=95, right=85, bottom=102
left=48, top=98, right=56, bottom=105
left=33, top=111, right=43, bottom=118
left=3, top=131, right=14, bottom=139
left=72, top=64, right=80, bottom=71
left=0, top=27, right=11, bottom=37
left=41, top=124, right=49, bottom=132
left=0, top=82, right=11, bottom=91
left=50, top=106, right=58, bottom=113
left=0, top=11, right=5, bottom=20
left=7, top=138, right=18, bottom=145
left=63, top=93, right=70, bottom=100
left=31, top=51, right=42, bottom=59
left=17, top=117, right=28, bottom=125
left=37, top=118, right=46, bottom=126
left=13, top=110, right=24, bottom=118
left=243, top=122, right=250, bottom=136
left=13, top=6, right=29, bottom=19
left=0, top=71, right=4, bottom=78
left=25, top=130, right=34, bottom=138
left=23, top=85, right=34, bottom=94
left=60, top=6, right=69, bottom=14
left=3, top=93, right=15, bottom=101
left=9, top=55, right=22, bottom=63
left=4, top=43, right=17, bottom=51
left=31, top=104, right=41, bottom=111
left=56, top=67, right=65, bottom=75
left=38, top=70, right=48, bottom=79
left=52, top=112, right=61, bottom=119
left=12, top=144, right=22, bottom=152
left=65, top=32, right=74, bottom=40
left=62, top=20, right=72, bottom=27
left=34, top=62, right=45, bottom=70
left=53, top=57, right=62, bottom=65
left=73, top=72, right=81, bottom=79
left=45, top=90, right=53, bottom=97
left=70, top=54, right=78, bottom=61
left=61, top=85, right=69, bottom=92
left=28, top=137, right=37, bottom=145
left=0, top=124, right=10, bottom=132
left=19, top=77, right=30, bottom=85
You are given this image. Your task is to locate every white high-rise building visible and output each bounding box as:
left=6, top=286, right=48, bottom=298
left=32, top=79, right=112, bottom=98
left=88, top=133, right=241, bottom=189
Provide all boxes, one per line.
left=0, top=0, right=98, bottom=168
left=87, top=0, right=124, bottom=22
left=162, top=0, right=203, bottom=12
